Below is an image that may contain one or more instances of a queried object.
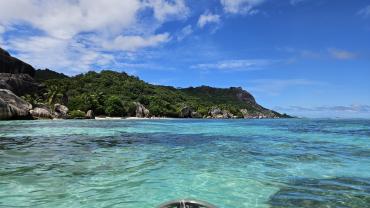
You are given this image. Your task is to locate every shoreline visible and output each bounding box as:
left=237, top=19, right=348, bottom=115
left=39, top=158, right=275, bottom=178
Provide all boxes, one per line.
left=95, top=116, right=173, bottom=120
left=0, top=116, right=295, bottom=121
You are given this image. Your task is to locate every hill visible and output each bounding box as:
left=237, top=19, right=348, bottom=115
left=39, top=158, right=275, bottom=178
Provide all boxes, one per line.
left=40, top=70, right=289, bottom=118
left=34, top=69, right=68, bottom=82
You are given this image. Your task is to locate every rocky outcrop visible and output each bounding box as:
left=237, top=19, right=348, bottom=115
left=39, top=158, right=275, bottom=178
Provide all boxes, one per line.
left=179, top=106, right=193, bottom=118
left=179, top=106, right=202, bottom=118
left=133, top=102, right=150, bottom=118
left=85, top=110, right=95, bottom=119
left=30, top=107, right=52, bottom=119
left=179, top=106, right=192, bottom=118
left=240, top=109, right=250, bottom=118
left=231, top=87, right=257, bottom=105
left=191, top=111, right=202, bottom=118
left=54, top=104, right=69, bottom=119
left=0, top=89, right=32, bottom=120
left=233, top=87, right=281, bottom=118
left=0, top=47, right=35, bottom=77
left=221, top=110, right=234, bottom=118
left=208, top=107, right=234, bottom=119
left=0, top=48, right=42, bottom=96
left=0, top=73, right=44, bottom=96
left=181, top=86, right=290, bottom=118
left=209, top=107, right=223, bottom=118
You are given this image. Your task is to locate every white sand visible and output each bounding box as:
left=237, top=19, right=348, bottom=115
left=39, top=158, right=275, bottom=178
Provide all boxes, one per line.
left=95, top=117, right=123, bottom=120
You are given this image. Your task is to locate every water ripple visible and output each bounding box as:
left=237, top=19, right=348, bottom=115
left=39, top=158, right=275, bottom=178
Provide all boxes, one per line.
left=0, top=119, right=369, bottom=207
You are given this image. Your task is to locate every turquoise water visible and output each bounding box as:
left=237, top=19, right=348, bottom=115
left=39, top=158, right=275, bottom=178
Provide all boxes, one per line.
left=0, top=119, right=369, bottom=207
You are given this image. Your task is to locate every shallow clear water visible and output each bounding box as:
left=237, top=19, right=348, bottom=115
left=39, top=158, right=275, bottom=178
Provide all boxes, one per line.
left=0, top=119, right=369, bottom=208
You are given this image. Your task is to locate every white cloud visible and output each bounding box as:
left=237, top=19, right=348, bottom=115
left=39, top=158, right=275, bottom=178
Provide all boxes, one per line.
left=0, top=0, right=141, bottom=39
left=177, top=25, right=193, bottom=41
left=191, top=59, right=274, bottom=71
left=220, top=0, right=264, bottom=14
left=145, top=0, right=189, bottom=22
left=197, top=12, right=221, bottom=28
left=0, top=25, right=4, bottom=34
left=0, top=0, right=186, bottom=38
left=279, top=47, right=357, bottom=60
left=6, top=35, right=115, bottom=74
left=0, top=25, right=4, bottom=44
left=328, top=48, right=356, bottom=60
left=103, top=33, right=171, bottom=51
left=0, top=0, right=190, bottom=74
left=358, top=5, right=370, bottom=18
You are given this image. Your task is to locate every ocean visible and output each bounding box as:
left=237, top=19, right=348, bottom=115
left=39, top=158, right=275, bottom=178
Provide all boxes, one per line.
left=0, top=119, right=369, bottom=207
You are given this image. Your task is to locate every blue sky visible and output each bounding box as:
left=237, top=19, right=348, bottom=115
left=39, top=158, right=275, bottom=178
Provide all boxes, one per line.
left=1, top=0, right=369, bottom=118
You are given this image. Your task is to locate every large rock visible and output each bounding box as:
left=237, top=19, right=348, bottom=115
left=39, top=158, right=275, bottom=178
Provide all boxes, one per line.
left=179, top=106, right=202, bottom=118
left=179, top=106, right=194, bottom=118
left=209, top=107, right=224, bottom=118
left=0, top=47, right=35, bottom=77
left=54, top=103, right=69, bottom=118
left=221, top=110, right=234, bottom=118
left=30, top=107, right=52, bottom=119
left=0, top=48, right=41, bottom=97
left=133, top=102, right=150, bottom=118
left=85, top=110, right=95, bottom=119
left=208, top=107, right=234, bottom=119
left=0, top=89, right=32, bottom=120
left=191, top=111, right=202, bottom=118
left=240, top=109, right=251, bottom=118
left=0, top=73, right=44, bottom=96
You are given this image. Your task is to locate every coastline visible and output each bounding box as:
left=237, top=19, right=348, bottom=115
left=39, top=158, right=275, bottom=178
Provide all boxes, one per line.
left=95, top=116, right=173, bottom=120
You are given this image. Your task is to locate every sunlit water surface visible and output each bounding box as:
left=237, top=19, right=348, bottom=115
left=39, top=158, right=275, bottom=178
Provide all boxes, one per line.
left=0, top=119, right=369, bottom=208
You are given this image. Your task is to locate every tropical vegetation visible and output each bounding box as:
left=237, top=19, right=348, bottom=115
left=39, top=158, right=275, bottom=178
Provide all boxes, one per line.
left=26, top=70, right=288, bottom=118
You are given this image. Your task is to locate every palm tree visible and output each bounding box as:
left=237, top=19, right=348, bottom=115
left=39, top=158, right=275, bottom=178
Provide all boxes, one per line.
left=44, top=85, right=63, bottom=105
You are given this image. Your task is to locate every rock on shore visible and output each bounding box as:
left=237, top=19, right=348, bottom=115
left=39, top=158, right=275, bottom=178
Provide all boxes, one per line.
left=30, top=107, right=52, bottom=119
left=85, top=110, right=95, bottom=119
left=54, top=104, right=69, bottom=119
left=208, top=107, right=234, bottom=119
left=0, top=89, right=32, bottom=120
left=133, top=102, right=150, bottom=118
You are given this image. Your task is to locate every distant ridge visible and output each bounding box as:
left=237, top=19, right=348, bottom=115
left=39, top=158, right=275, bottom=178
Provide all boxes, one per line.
left=35, top=69, right=69, bottom=82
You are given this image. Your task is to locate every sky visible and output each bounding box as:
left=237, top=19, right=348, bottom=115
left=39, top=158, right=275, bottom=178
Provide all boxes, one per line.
left=0, top=0, right=369, bottom=118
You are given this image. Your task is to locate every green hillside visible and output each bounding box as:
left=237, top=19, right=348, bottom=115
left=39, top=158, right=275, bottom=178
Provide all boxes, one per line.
left=32, top=70, right=288, bottom=118
left=34, top=68, right=68, bottom=82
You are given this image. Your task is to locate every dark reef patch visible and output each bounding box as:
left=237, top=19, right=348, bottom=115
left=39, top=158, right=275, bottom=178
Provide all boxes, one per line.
left=269, top=177, right=370, bottom=208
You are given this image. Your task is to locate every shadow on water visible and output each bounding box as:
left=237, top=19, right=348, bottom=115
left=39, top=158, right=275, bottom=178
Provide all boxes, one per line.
left=0, top=136, right=35, bottom=150
left=269, top=177, right=370, bottom=208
